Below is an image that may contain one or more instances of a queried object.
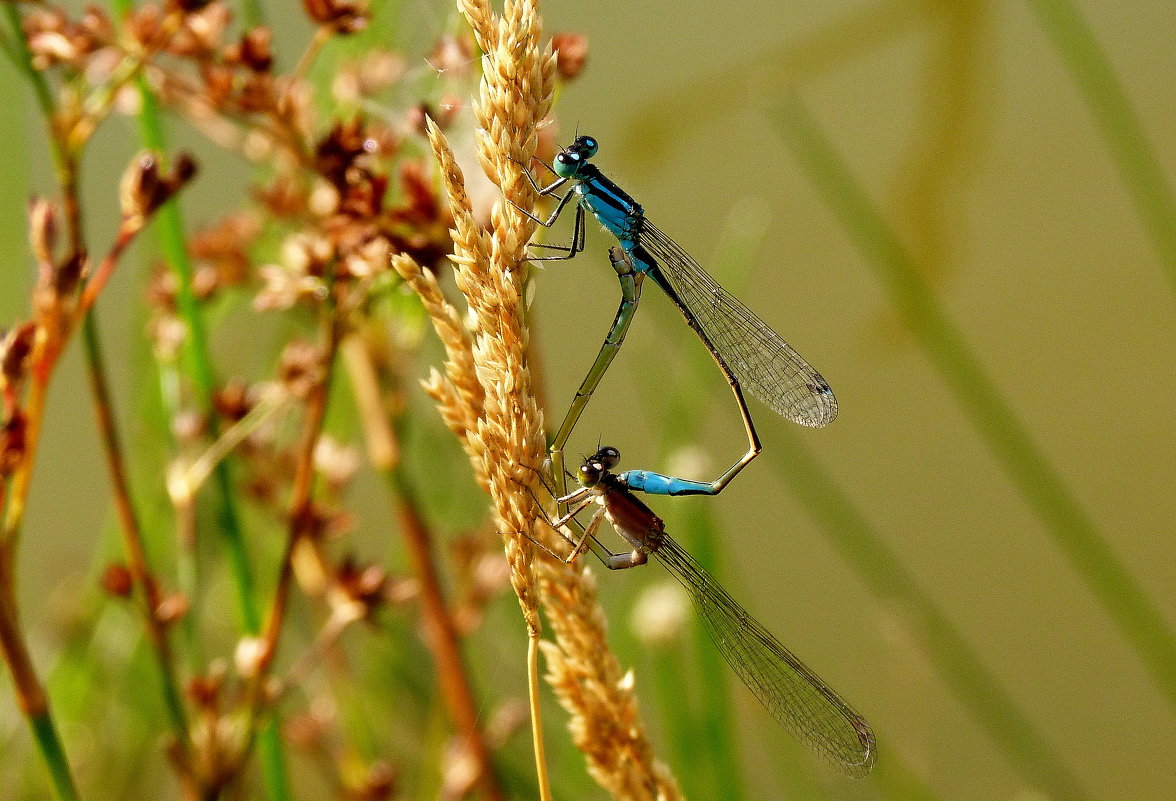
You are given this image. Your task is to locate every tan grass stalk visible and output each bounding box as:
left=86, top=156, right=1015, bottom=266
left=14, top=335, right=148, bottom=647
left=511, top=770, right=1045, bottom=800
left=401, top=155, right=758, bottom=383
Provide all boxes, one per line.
left=397, top=0, right=685, bottom=797
left=424, top=117, right=543, bottom=632
left=538, top=549, right=685, bottom=801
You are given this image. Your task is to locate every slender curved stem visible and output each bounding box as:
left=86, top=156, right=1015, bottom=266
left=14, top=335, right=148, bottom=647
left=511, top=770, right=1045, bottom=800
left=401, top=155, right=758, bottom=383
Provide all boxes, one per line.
left=772, top=92, right=1176, bottom=714
left=345, top=335, right=506, bottom=801
left=1026, top=0, right=1176, bottom=293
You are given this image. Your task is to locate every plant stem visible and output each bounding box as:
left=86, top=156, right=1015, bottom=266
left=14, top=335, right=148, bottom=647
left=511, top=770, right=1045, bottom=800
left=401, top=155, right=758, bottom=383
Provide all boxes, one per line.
left=0, top=12, right=84, bottom=798
left=344, top=334, right=505, bottom=801
left=80, top=314, right=193, bottom=765
left=1026, top=0, right=1176, bottom=292
left=27, top=709, right=82, bottom=801
left=106, top=0, right=290, bottom=793
left=257, top=324, right=341, bottom=680
left=768, top=432, right=1089, bottom=801
left=384, top=462, right=506, bottom=801
left=772, top=91, right=1176, bottom=713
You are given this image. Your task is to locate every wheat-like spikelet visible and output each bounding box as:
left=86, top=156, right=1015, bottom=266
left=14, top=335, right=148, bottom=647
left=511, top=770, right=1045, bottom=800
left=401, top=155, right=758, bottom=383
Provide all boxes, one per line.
left=538, top=553, right=685, bottom=801
left=401, top=0, right=681, bottom=796
left=389, top=254, right=489, bottom=491
left=423, top=0, right=550, bottom=630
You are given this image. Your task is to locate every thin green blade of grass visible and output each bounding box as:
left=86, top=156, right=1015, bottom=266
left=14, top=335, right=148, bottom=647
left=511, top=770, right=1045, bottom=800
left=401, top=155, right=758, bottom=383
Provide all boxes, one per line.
left=106, top=1, right=290, bottom=794
left=869, top=753, right=945, bottom=801
left=772, top=86, right=1176, bottom=752
left=1, top=9, right=87, bottom=800
left=638, top=200, right=829, bottom=797
left=1026, top=0, right=1176, bottom=293
left=767, top=429, right=1089, bottom=801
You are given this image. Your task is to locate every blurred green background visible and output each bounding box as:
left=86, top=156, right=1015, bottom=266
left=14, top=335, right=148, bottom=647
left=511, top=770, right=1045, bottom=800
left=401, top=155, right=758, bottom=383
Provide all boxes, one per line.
left=2, top=0, right=1174, bottom=799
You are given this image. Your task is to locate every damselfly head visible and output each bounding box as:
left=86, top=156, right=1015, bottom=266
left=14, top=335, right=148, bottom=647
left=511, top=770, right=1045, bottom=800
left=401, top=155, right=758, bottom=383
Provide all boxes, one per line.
left=577, top=459, right=603, bottom=487
left=578, top=445, right=617, bottom=487
left=552, top=135, right=599, bottom=179
left=592, top=445, right=620, bottom=470
left=571, top=135, right=598, bottom=157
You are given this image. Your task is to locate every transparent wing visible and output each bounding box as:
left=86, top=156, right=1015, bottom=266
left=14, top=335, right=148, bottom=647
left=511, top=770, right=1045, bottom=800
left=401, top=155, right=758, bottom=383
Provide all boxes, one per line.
left=654, top=535, right=876, bottom=776
left=641, top=222, right=837, bottom=427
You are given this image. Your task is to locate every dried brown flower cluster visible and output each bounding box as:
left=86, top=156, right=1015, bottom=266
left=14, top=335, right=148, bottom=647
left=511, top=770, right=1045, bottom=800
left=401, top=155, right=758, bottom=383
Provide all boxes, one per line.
left=1, top=0, right=683, bottom=797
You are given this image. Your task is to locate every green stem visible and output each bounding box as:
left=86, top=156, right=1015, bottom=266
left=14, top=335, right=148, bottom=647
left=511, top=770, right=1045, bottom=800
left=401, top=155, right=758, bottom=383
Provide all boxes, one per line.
left=1026, top=0, right=1176, bottom=291
left=151, top=114, right=292, bottom=801
left=677, top=508, right=744, bottom=801
left=0, top=8, right=82, bottom=799
left=769, top=432, right=1089, bottom=801
left=772, top=92, right=1176, bottom=712
left=106, top=1, right=289, bottom=795
left=80, top=314, right=192, bottom=759
left=27, top=711, right=82, bottom=801
left=1, top=6, right=59, bottom=170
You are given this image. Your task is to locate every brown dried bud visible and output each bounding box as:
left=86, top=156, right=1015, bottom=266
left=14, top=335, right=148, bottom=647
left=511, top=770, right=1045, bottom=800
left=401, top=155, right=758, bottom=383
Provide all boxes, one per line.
left=289, top=501, right=330, bottom=543
left=155, top=593, right=190, bottom=625
left=167, top=0, right=215, bottom=13
left=172, top=152, right=199, bottom=186
left=277, top=339, right=324, bottom=400
left=254, top=176, right=310, bottom=218
left=302, top=0, right=369, bottom=34
left=397, top=161, right=440, bottom=226
left=119, top=151, right=199, bottom=224
left=169, top=2, right=229, bottom=56
left=1, top=324, right=37, bottom=390
left=189, top=212, right=259, bottom=292
left=119, top=153, right=165, bottom=222
left=0, top=412, right=27, bottom=476
left=23, top=7, right=111, bottom=69
left=334, top=557, right=387, bottom=617
left=191, top=263, right=219, bottom=300
left=54, top=250, right=87, bottom=298
left=552, top=32, right=588, bottom=81
left=124, top=4, right=166, bottom=50
left=186, top=667, right=225, bottom=709
left=28, top=198, right=58, bottom=271
left=314, top=119, right=375, bottom=186
left=226, top=27, right=273, bottom=72
left=101, top=564, right=134, bottom=597
left=200, top=62, right=235, bottom=106
left=79, top=7, right=115, bottom=45
left=344, top=760, right=396, bottom=800
left=212, top=378, right=254, bottom=423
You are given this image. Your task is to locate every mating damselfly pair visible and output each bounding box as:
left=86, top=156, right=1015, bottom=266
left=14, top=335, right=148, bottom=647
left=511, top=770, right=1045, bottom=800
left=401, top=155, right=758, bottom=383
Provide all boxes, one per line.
left=516, top=136, right=876, bottom=776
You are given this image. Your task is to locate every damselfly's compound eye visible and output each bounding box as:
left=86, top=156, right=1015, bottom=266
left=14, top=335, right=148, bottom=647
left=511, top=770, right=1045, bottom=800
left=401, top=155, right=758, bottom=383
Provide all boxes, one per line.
left=578, top=461, right=602, bottom=487
left=597, top=446, right=620, bottom=470
left=572, top=135, right=598, bottom=158
left=553, top=150, right=579, bottom=178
